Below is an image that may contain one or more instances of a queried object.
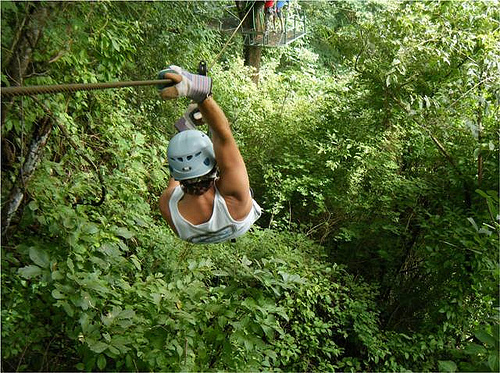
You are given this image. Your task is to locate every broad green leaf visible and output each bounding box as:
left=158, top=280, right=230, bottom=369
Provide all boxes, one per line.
left=18, top=265, right=43, bottom=279
left=82, top=223, right=99, bottom=235
left=67, top=258, right=75, bottom=273
left=99, top=243, right=121, bottom=257
left=80, top=292, right=95, bottom=311
left=88, top=340, right=108, bottom=354
left=130, top=255, right=141, bottom=271
left=28, top=200, right=39, bottom=211
left=114, top=227, right=134, bottom=239
left=111, top=338, right=131, bottom=354
left=488, top=352, right=499, bottom=371
left=51, top=271, right=64, bottom=280
left=117, top=241, right=129, bottom=252
left=151, top=293, right=161, bottom=306
left=107, top=345, right=120, bottom=355
left=90, top=256, right=109, bottom=270
left=60, top=301, right=74, bottom=317
left=463, top=342, right=487, bottom=355
left=241, top=255, right=252, bottom=266
left=438, top=360, right=457, bottom=372
left=80, top=313, right=90, bottom=332
left=119, top=309, right=135, bottom=319
left=52, top=289, right=66, bottom=299
left=29, top=247, right=50, bottom=268
left=111, top=38, right=120, bottom=52
left=475, top=330, right=496, bottom=347
left=475, top=189, right=490, bottom=198
left=97, top=354, right=106, bottom=370
left=125, top=354, right=133, bottom=369
left=244, top=338, right=253, bottom=351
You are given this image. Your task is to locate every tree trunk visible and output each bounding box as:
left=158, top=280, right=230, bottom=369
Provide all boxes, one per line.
left=244, top=45, right=262, bottom=84
left=2, top=116, right=53, bottom=236
left=1, top=3, right=54, bottom=238
left=236, top=1, right=264, bottom=84
left=1, top=3, right=50, bottom=128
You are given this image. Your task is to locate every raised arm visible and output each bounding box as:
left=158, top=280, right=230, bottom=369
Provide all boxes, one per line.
left=198, top=97, right=251, bottom=202
left=157, top=65, right=252, bottom=206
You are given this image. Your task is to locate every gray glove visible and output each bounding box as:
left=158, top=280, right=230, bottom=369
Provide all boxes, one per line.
left=158, top=65, right=212, bottom=103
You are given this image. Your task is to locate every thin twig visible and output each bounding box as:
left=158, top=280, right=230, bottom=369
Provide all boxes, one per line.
left=392, top=95, right=462, bottom=177
left=448, top=76, right=496, bottom=110
left=184, top=337, right=188, bottom=366
left=16, top=342, right=30, bottom=372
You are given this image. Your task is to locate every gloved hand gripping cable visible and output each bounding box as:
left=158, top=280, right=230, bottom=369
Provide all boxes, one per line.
left=157, top=65, right=212, bottom=103
left=157, top=64, right=212, bottom=132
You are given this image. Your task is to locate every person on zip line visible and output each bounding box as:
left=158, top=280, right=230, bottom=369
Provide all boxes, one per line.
left=157, top=66, right=262, bottom=244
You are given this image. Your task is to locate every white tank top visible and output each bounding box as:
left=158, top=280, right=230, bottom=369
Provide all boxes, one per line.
left=169, top=185, right=262, bottom=244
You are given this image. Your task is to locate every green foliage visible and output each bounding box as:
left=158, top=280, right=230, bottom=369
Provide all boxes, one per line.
left=455, top=323, right=500, bottom=372
left=2, top=1, right=499, bottom=371
left=2, top=224, right=387, bottom=371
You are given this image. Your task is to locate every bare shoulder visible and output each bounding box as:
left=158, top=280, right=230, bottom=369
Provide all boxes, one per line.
left=159, top=178, right=180, bottom=233
left=216, top=180, right=253, bottom=221
left=159, top=189, right=172, bottom=220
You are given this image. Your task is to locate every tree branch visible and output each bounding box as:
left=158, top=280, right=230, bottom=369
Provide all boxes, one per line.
left=392, top=96, right=462, bottom=176
left=1, top=115, right=53, bottom=236
left=1, top=3, right=51, bottom=128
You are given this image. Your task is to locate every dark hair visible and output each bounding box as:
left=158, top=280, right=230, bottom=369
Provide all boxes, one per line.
left=180, top=178, right=215, bottom=195
left=180, top=166, right=218, bottom=196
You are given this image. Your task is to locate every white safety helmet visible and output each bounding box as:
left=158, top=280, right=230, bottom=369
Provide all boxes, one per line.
left=167, top=130, right=216, bottom=181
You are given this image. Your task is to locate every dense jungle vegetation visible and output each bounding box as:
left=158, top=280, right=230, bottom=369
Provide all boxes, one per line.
left=1, top=1, right=499, bottom=371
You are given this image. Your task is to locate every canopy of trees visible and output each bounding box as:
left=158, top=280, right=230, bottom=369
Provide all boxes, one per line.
left=1, top=1, right=499, bottom=371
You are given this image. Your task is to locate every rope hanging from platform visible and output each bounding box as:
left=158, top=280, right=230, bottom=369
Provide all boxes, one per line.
left=209, top=1, right=256, bottom=70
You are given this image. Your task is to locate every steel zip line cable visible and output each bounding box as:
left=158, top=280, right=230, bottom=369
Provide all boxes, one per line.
left=0, top=78, right=174, bottom=97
